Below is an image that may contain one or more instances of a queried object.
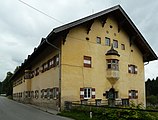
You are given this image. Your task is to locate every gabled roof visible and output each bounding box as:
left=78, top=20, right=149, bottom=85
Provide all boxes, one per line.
left=47, top=5, right=157, bottom=62
left=11, top=5, right=157, bottom=81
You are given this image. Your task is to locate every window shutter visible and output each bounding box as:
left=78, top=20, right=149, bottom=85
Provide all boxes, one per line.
left=135, top=90, right=138, bottom=99
left=41, top=65, right=44, bottom=73
left=128, top=65, right=131, bottom=73
left=44, top=89, right=47, bottom=98
left=92, top=88, right=95, bottom=99
left=80, top=88, right=84, bottom=99
left=135, top=66, right=138, bottom=74
left=56, top=87, right=59, bottom=99
left=84, top=56, right=91, bottom=68
left=129, top=90, right=131, bottom=99
left=106, top=91, right=109, bottom=98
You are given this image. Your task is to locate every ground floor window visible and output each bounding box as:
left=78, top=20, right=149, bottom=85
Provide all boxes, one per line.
left=50, top=87, right=59, bottom=100
left=41, top=89, right=45, bottom=99
left=84, top=88, right=91, bottom=99
left=35, top=90, right=39, bottom=99
left=122, top=99, right=129, bottom=106
left=80, top=88, right=95, bottom=99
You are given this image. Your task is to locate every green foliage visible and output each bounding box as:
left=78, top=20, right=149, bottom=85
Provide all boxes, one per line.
left=147, top=95, right=158, bottom=106
left=146, top=77, right=158, bottom=106
left=59, top=103, right=158, bottom=120
left=0, top=72, right=13, bottom=96
left=146, top=77, right=158, bottom=96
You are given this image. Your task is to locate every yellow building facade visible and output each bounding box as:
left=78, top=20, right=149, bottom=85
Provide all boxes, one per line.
left=12, top=5, right=157, bottom=110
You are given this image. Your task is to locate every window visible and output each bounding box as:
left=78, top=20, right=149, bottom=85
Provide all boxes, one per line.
left=113, top=40, right=118, bottom=48
left=122, top=99, right=129, bottom=106
left=49, top=58, right=54, bottom=68
left=25, top=91, right=31, bottom=98
left=121, top=44, right=125, bottom=50
left=105, top=37, right=110, bottom=46
left=96, top=37, right=101, bottom=44
left=31, top=91, right=34, bottom=98
left=107, top=59, right=119, bottom=70
left=41, top=89, right=45, bottom=99
left=35, top=90, right=39, bottom=99
left=30, top=71, right=34, bottom=78
left=129, top=90, right=138, bottom=99
left=47, top=88, right=50, bottom=99
left=80, top=88, right=95, bottom=99
left=41, top=62, right=49, bottom=73
left=84, top=56, right=92, bottom=68
left=84, top=88, right=91, bottom=99
left=44, top=89, right=47, bottom=98
left=50, top=87, right=59, bottom=99
left=54, top=54, right=59, bottom=66
left=35, top=67, right=39, bottom=76
left=24, top=70, right=31, bottom=79
left=128, top=65, right=137, bottom=74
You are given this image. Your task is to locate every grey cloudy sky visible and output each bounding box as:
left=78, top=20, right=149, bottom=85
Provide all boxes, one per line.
left=0, top=0, right=157, bottom=81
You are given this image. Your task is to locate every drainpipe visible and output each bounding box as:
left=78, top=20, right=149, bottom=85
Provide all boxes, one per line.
left=144, top=61, right=149, bottom=108
left=45, top=38, right=61, bottom=111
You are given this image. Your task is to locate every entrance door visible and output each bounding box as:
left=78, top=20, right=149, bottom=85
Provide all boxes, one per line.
left=108, top=88, right=115, bottom=107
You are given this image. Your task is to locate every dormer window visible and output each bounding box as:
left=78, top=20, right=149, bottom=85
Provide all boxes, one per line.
left=107, top=59, right=119, bottom=70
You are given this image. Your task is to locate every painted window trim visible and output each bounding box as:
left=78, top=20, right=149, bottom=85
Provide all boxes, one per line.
left=84, top=56, right=92, bottom=68
left=128, top=64, right=138, bottom=74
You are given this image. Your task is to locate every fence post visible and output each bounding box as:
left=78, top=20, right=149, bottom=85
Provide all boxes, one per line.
left=90, top=111, right=92, bottom=119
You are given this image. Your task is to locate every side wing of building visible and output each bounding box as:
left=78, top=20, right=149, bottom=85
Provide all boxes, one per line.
left=13, top=46, right=60, bottom=110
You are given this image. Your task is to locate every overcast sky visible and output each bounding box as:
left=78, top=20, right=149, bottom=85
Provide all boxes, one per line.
left=0, top=0, right=158, bottom=81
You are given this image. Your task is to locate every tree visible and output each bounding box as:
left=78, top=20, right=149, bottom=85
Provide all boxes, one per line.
left=0, top=72, right=13, bottom=96
left=145, top=77, right=158, bottom=107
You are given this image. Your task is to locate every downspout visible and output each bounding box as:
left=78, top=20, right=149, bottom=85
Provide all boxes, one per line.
left=45, top=38, right=61, bottom=111
left=144, top=61, right=149, bottom=108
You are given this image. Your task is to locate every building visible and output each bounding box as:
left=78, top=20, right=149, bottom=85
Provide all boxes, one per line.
left=11, top=5, right=157, bottom=110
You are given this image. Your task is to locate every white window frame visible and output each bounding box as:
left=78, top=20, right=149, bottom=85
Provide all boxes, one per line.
left=84, top=88, right=91, bottom=99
